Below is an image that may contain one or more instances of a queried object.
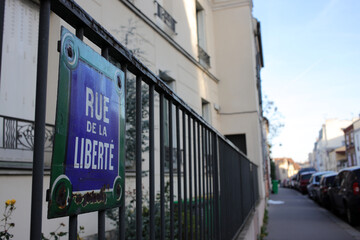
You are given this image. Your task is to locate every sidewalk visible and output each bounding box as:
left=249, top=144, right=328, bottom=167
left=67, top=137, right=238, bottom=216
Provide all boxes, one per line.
left=266, top=187, right=360, bottom=240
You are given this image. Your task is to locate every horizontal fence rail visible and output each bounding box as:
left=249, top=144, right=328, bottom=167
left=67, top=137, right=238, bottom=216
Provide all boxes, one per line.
left=28, top=0, right=260, bottom=239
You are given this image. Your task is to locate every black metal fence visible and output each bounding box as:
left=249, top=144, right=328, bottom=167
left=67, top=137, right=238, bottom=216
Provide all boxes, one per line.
left=219, top=138, right=259, bottom=240
left=29, top=0, right=260, bottom=239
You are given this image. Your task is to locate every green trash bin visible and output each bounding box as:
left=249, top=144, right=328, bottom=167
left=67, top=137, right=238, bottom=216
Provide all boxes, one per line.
left=272, top=180, right=279, bottom=194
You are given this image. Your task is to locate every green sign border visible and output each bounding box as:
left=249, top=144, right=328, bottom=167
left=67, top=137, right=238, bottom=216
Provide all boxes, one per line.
left=48, top=27, right=125, bottom=219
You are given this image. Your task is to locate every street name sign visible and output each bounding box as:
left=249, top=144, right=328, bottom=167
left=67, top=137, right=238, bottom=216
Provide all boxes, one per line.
left=48, top=27, right=125, bottom=218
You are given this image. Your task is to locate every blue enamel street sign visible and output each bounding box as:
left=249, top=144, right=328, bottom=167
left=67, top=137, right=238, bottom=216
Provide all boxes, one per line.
left=48, top=27, right=125, bottom=218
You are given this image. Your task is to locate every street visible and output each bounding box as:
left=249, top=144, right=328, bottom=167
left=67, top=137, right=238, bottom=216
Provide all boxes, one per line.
left=266, top=188, right=360, bottom=240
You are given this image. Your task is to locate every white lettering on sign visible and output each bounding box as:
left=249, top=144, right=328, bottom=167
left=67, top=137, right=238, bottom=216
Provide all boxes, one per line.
left=86, top=121, right=96, bottom=134
left=73, top=136, right=114, bottom=170
left=86, top=87, right=110, bottom=123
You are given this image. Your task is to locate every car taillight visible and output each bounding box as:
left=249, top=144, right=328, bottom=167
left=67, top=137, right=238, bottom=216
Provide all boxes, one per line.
left=353, top=182, right=360, bottom=195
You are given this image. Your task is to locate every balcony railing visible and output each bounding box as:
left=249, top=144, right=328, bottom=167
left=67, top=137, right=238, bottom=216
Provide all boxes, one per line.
left=155, top=1, right=176, bottom=33
left=0, top=115, right=54, bottom=152
left=198, top=45, right=211, bottom=68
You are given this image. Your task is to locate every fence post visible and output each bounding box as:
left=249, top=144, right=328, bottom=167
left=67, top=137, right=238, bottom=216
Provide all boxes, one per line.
left=30, top=0, right=50, bottom=239
left=119, top=64, right=127, bottom=240
left=149, top=84, right=155, bottom=240
left=136, top=75, right=143, bottom=240
left=212, top=134, right=220, bottom=240
left=160, top=93, right=165, bottom=240
left=169, top=99, right=175, bottom=240
left=176, top=106, right=182, bottom=239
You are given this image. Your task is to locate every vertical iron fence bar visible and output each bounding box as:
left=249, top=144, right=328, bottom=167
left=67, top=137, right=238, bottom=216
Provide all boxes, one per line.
left=30, top=0, right=50, bottom=239
left=176, top=106, right=182, bottom=239
left=205, top=129, right=210, bottom=240
left=198, top=124, right=202, bottom=240
left=168, top=99, right=174, bottom=240
left=119, top=64, right=127, bottom=240
left=69, top=215, right=78, bottom=240
left=97, top=46, right=109, bottom=240
left=193, top=119, right=198, bottom=240
left=209, top=134, right=216, bottom=239
left=183, top=111, right=188, bottom=240
left=202, top=127, right=206, bottom=239
left=188, top=116, right=193, bottom=240
left=149, top=84, right=155, bottom=240
left=240, top=157, right=245, bottom=225
left=210, top=133, right=214, bottom=240
left=251, top=164, right=255, bottom=209
left=253, top=166, right=257, bottom=204
left=201, top=126, right=206, bottom=240
left=98, top=211, right=105, bottom=240
left=160, top=93, right=165, bottom=240
left=251, top=165, right=254, bottom=208
left=76, top=27, right=84, bottom=40
left=212, top=133, right=220, bottom=240
left=256, top=166, right=258, bottom=201
left=207, top=131, right=213, bottom=240
left=136, top=75, right=143, bottom=240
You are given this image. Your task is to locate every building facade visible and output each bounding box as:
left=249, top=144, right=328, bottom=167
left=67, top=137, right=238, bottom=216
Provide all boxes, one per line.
left=344, top=119, right=360, bottom=168
left=313, top=119, right=352, bottom=171
left=354, top=119, right=360, bottom=166
left=274, top=157, right=300, bottom=183
left=0, top=0, right=266, bottom=238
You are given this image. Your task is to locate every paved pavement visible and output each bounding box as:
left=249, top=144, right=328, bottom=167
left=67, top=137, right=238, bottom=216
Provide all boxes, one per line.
left=266, top=187, right=360, bottom=240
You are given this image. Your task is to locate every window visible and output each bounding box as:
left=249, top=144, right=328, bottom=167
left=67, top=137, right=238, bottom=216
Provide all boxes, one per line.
left=1, top=0, right=39, bottom=120
left=155, top=1, right=176, bottom=35
left=201, top=99, right=211, bottom=124
left=196, top=2, right=210, bottom=68
left=0, top=0, right=45, bottom=167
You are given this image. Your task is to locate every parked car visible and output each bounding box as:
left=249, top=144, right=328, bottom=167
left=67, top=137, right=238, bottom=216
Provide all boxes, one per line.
left=298, top=171, right=316, bottom=194
left=283, top=178, right=292, bottom=188
left=318, top=172, right=337, bottom=209
left=290, top=175, right=297, bottom=189
left=328, top=166, right=360, bottom=225
left=294, top=167, right=317, bottom=189
left=307, top=171, right=335, bottom=200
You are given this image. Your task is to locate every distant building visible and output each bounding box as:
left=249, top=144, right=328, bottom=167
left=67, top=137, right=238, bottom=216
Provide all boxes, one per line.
left=343, top=119, right=360, bottom=167
left=354, top=119, right=360, bottom=166
left=298, top=161, right=311, bottom=169
left=274, top=158, right=300, bottom=182
left=313, top=119, right=352, bottom=171
left=328, top=146, right=346, bottom=171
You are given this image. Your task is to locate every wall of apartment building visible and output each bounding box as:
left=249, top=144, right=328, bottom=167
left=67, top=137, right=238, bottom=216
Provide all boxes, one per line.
left=1, top=0, right=264, bottom=174
left=212, top=0, right=265, bottom=197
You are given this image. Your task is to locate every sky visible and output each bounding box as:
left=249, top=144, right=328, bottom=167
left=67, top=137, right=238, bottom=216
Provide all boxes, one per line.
left=252, top=0, right=360, bottom=163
